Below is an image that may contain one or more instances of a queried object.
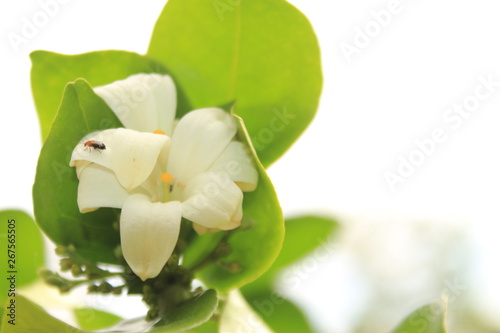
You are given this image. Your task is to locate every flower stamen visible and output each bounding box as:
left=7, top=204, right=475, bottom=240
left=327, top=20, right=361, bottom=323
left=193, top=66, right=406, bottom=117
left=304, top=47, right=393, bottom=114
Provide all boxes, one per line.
left=160, top=172, right=173, bottom=183
left=153, top=129, right=166, bottom=135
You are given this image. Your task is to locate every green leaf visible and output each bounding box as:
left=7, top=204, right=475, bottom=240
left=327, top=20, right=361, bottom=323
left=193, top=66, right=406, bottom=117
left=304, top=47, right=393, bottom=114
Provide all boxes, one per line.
left=32, top=79, right=123, bottom=263
left=1, top=295, right=89, bottom=333
left=74, top=308, right=122, bottom=331
left=30, top=50, right=169, bottom=141
left=242, top=215, right=338, bottom=295
left=1, top=291, right=217, bottom=333
left=192, top=114, right=284, bottom=291
left=391, top=302, right=449, bottom=333
left=0, top=210, right=45, bottom=322
left=182, top=231, right=225, bottom=269
left=152, top=289, right=218, bottom=333
left=245, top=287, right=315, bottom=333
left=271, top=215, right=338, bottom=276
left=240, top=216, right=338, bottom=331
left=185, top=320, right=218, bottom=333
left=148, top=0, right=322, bottom=167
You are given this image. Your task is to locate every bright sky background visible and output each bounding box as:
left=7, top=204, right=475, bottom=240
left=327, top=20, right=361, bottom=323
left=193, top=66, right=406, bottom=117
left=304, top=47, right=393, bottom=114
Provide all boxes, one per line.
left=1, top=1, right=500, bottom=332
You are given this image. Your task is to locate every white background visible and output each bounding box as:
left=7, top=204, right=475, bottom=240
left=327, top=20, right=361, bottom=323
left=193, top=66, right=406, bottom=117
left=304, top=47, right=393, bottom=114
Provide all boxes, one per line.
left=1, top=0, right=500, bottom=332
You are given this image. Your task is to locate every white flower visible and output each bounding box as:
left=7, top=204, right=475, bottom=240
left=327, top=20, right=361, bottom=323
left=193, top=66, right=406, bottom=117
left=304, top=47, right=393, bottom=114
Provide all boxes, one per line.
left=219, top=290, right=274, bottom=333
left=69, top=74, right=258, bottom=281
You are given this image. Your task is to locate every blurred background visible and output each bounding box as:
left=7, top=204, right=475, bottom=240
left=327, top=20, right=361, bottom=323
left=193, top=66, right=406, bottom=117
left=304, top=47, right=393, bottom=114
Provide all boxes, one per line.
left=1, top=0, right=500, bottom=332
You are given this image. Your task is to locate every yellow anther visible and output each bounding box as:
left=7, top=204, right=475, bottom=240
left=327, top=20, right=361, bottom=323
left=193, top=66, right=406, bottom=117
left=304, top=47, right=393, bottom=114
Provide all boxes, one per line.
left=153, top=129, right=166, bottom=135
left=160, top=172, right=174, bottom=183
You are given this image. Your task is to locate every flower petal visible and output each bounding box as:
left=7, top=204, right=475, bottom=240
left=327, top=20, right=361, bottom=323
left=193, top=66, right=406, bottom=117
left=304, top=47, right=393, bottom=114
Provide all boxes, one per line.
left=94, top=74, right=177, bottom=134
left=71, top=128, right=169, bottom=191
left=76, top=163, right=131, bottom=213
left=191, top=223, right=226, bottom=235
left=109, top=130, right=170, bottom=191
left=167, top=108, right=237, bottom=185
left=208, top=141, right=258, bottom=192
left=219, top=290, right=274, bottom=333
left=120, top=194, right=182, bottom=281
left=181, top=172, right=243, bottom=230
left=70, top=130, right=113, bottom=169
left=152, top=75, right=177, bottom=136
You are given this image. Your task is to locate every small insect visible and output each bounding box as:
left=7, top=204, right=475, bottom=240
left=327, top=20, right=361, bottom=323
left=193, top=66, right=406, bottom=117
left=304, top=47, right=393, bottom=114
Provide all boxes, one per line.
left=83, top=140, right=106, bottom=153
